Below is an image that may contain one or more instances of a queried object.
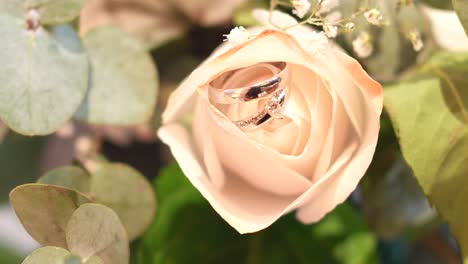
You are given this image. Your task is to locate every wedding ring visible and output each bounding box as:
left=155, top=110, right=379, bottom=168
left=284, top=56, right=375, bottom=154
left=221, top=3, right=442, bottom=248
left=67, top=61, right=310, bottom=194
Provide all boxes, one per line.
left=207, top=61, right=291, bottom=131
left=208, top=62, right=288, bottom=105
left=232, top=88, right=287, bottom=131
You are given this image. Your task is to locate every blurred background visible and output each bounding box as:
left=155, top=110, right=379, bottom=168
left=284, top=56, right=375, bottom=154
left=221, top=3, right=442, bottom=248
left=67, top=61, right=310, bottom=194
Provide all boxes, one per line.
left=1, top=0, right=466, bottom=263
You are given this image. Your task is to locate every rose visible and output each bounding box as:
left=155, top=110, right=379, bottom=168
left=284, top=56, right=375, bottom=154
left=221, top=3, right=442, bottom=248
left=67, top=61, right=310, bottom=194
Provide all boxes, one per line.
left=158, top=10, right=383, bottom=233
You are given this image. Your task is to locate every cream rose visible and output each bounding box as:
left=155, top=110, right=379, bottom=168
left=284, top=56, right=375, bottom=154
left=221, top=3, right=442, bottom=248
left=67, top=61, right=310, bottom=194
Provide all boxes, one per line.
left=158, top=10, right=383, bottom=234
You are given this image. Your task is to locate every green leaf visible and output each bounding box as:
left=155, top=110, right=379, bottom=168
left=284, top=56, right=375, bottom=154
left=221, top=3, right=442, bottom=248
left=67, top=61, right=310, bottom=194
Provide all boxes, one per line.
left=22, top=247, right=73, bottom=264
left=21, top=246, right=104, bottom=264
left=37, top=166, right=90, bottom=194
left=90, top=163, right=157, bottom=241
left=139, top=164, right=378, bottom=264
left=26, top=0, right=85, bottom=25
left=66, top=203, right=129, bottom=264
left=76, top=26, right=158, bottom=126
left=0, top=17, right=88, bottom=135
left=0, top=244, right=22, bottom=264
left=385, top=51, right=468, bottom=263
left=424, top=0, right=453, bottom=9
left=0, top=131, right=45, bottom=202
left=84, top=256, right=105, bottom=264
left=9, top=184, right=91, bottom=248
left=452, top=0, right=468, bottom=41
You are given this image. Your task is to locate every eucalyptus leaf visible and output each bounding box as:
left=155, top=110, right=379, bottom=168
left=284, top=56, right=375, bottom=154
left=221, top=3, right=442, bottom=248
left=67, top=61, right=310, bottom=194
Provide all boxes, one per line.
left=22, top=246, right=73, bottom=264
left=66, top=203, right=129, bottom=264
left=26, top=0, right=85, bottom=25
left=76, top=26, right=158, bottom=126
left=0, top=18, right=88, bottom=135
left=9, top=184, right=91, bottom=248
left=84, top=256, right=105, bottom=264
left=90, top=163, right=156, bottom=241
left=452, top=0, right=468, bottom=37
left=139, top=164, right=378, bottom=264
left=385, top=51, right=468, bottom=263
left=37, top=166, right=90, bottom=194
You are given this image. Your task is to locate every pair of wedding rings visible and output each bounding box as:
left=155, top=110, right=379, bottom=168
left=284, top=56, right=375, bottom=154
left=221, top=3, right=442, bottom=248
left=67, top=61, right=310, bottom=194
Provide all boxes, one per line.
left=207, top=62, right=290, bottom=131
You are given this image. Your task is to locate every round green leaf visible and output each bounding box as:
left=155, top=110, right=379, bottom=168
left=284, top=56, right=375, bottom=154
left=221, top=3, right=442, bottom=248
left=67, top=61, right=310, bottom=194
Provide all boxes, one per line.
left=76, top=26, right=158, bottom=126
left=0, top=17, right=88, bottom=135
left=9, top=184, right=91, bottom=247
left=90, top=163, right=156, bottom=240
left=84, top=256, right=104, bottom=264
left=66, top=203, right=129, bottom=264
left=37, top=166, right=90, bottom=194
left=22, top=247, right=72, bottom=264
left=26, top=0, right=85, bottom=25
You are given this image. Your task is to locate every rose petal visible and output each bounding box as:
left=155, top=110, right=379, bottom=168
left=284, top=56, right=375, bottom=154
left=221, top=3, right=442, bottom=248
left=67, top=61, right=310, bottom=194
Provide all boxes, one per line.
left=159, top=123, right=299, bottom=233
left=196, top=101, right=313, bottom=196
left=333, top=50, right=384, bottom=114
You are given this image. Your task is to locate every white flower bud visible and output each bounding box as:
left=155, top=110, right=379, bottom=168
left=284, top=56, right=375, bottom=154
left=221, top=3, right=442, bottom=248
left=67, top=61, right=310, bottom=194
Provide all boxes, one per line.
left=352, top=31, right=373, bottom=58
left=345, top=22, right=355, bottom=31
left=324, top=24, right=338, bottom=38
left=224, top=26, right=251, bottom=44
left=292, top=0, right=311, bottom=19
left=364, top=9, right=384, bottom=26
left=407, top=29, right=424, bottom=52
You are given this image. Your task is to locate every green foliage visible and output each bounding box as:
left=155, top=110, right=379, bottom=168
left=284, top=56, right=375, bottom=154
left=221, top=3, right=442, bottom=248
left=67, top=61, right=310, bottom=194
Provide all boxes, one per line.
left=139, top=164, right=378, bottom=264
left=26, top=0, right=85, bottom=25
left=423, top=0, right=453, bottom=9
left=0, top=131, right=45, bottom=202
left=18, top=163, right=156, bottom=242
left=90, top=163, right=157, bottom=241
left=21, top=204, right=127, bottom=264
left=37, top=166, right=90, bottom=194
left=452, top=0, right=468, bottom=35
left=75, top=27, right=159, bottom=126
left=22, top=247, right=77, bottom=264
left=0, top=18, right=88, bottom=135
left=0, top=4, right=159, bottom=136
left=385, top=51, right=468, bottom=263
left=0, top=0, right=85, bottom=25
left=0, top=245, right=22, bottom=264
left=66, top=204, right=129, bottom=264
left=9, top=184, right=91, bottom=248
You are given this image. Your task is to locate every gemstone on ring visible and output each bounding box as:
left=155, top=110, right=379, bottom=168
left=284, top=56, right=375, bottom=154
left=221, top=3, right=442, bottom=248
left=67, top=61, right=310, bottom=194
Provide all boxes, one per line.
left=232, top=88, right=287, bottom=130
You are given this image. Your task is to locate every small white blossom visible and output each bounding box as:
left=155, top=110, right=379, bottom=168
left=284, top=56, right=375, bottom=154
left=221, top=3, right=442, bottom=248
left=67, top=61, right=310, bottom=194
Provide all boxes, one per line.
left=323, top=24, right=338, bottom=38
left=407, top=29, right=424, bottom=51
left=319, top=0, right=340, bottom=14
left=301, top=31, right=329, bottom=53
left=345, top=22, right=355, bottom=31
left=292, top=0, right=311, bottom=18
left=26, top=9, right=40, bottom=31
left=352, top=31, right=373, bottom=58
left=224, top=26, right=251, bottom=44
left=364, top=9, right=384, bottom=26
